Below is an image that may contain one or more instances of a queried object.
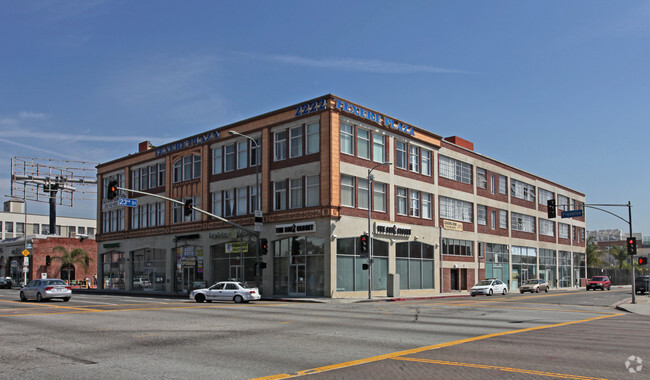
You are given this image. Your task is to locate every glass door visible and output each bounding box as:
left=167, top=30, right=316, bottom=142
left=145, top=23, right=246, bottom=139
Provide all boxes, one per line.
left=182, top=266, right=195, bottom=293
left=520, top=268, right=529, bottom=289
left=289, top=264, right=306, bottom=296
left=229, top=265, right=243, bottom=282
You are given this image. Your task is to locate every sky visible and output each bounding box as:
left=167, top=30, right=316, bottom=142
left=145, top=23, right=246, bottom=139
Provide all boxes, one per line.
left=0, top=1, right=648, bottom=234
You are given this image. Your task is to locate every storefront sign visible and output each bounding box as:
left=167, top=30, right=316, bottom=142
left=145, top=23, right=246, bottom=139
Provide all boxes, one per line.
left=103, top=243, right=121, bottom=249
left=375, top=223, right=412, bottom=237
left=209, top=230, right=246, bottom=240
left=443, top=220, right=464, bottom=231
left=155, top=131, right=219, bottom=156
left=225, top=242, right=249, bottom=254
left=275, top=222, right=316, bottom=235
left=334, top=98, right=416, bottom=137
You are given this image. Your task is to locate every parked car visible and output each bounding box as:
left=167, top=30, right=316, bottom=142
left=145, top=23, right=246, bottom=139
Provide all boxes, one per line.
left=470, top=279, right=508, bottom=297
left=190, top=281, right=261, bottom=303
left=519, top=279, right=549, bottom=293
left=0, top=277, right=12, bottom=289
left=586, top=276, right=611, bottom=291
left=635, top=275, right=650, bottom=294
left=19, top=279, right=72, bottom=302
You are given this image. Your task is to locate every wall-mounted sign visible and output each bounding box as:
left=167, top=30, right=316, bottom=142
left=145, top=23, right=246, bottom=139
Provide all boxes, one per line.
left=275, top=222, right=316, bottom=235
left=155, top=131, right=219, bottom=156
left=295, top=98, right=328, bottom=117
left=103, top=243, right=121, bottom=249
left=443, top=220, right=463, bottom=231
left=375, top=223, right=412, bottom=237
left=225, top=242, right=249, bottom=254
left=334, top=99, right=415, bottom=137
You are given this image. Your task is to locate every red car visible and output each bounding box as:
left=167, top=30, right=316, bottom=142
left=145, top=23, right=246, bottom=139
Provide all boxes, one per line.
left=586, top=276, right=611, bottom=291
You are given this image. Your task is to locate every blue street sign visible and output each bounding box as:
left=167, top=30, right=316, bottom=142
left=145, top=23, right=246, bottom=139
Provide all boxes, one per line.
left=118, top=197, right=138, bottom=208
left=561, top=209, right=583, bottom=218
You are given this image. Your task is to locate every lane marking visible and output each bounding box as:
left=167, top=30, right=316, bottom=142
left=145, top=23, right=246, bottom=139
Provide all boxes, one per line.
left=252, top=312, right=624, bottom=379
left=391, top=357, right=607, bottom=380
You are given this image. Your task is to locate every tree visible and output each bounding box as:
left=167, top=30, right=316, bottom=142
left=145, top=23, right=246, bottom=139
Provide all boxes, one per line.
left=609, top=245, right=630, bottom=270
left=50, top=246, right=93, bottom=284
left=586, top=237, right=607, bottom=268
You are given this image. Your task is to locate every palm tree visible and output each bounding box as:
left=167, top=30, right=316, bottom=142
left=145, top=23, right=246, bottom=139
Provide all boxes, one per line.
left=586, top=237, right=607, bottom=268
left=50, top=246, right=93, bottom=284
left=609, top=245, right=630, bottom=270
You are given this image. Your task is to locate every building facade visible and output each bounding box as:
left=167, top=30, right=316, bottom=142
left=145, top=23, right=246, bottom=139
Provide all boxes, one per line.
left=96, top=95, right=586, bottom=297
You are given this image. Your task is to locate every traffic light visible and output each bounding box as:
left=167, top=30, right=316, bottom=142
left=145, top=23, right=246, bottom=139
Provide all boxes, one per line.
left=627, top=237, right=637, bottom=255
left=183, top=199, right=193, bottom=216
left=45, top=255, right=51, bottom=266
left=360, top=234, right=369, bottom=254
left=260, top=238, right=268, bottom=255
left=638, top=257, right=648, bottom=266
left=107, top=180, right=118, bottom=200
left=547, top=198, right=556, bottom=219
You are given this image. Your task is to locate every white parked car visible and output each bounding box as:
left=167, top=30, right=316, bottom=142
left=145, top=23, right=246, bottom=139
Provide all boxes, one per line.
left=470, top=279, right=508, bottom=297
left=20, top=279, right=72, bottom=302
left=190, top=281, right=261, bottom=303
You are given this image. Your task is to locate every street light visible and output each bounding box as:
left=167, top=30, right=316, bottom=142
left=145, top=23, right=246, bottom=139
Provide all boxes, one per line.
left=228, top=130, right=262, bottom=289
left=368, top=161, right=392, bottom=299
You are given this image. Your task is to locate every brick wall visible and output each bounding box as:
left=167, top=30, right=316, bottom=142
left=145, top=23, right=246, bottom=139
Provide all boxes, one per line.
left=31, top=237, right=98, bottom=283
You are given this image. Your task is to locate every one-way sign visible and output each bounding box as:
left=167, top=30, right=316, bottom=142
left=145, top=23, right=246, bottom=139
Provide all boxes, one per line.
left=561, top=209, right=583, bottom=218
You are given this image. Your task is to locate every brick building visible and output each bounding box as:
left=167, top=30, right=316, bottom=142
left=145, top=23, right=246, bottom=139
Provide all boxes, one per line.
left=96, top=94, right=586, bottom=298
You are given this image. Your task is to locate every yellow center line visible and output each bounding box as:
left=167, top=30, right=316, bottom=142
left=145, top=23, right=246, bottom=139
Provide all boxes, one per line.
left=391, top=357, right=608, bottom=380
left=252, top=312, right=624, bottom=380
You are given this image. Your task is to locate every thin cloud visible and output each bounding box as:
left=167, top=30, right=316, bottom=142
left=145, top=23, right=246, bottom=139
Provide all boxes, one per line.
left=0, top=129, right=157, bottom=143
left=0, top=137, right=82, bottom=160
left=239, top=52, right=478, bottom=74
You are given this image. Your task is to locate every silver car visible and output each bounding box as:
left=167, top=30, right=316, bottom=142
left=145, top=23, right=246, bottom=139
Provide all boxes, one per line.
left=190, top=281, right=261, bottom=303
left=519, top=279, right=550, bottom=293
left=20, top=279, right=72, bottom=302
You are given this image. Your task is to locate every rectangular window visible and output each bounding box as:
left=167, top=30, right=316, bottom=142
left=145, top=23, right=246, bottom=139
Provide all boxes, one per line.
left=289, top=126, right=303, bottom=158
left=140, top=167, right=148, bottom=190
left=236, top=187, right=247, bottom=215
left=358, top=178, right=369, bottom=210
left=147, top=204, right=155, bottom=227
left=274, top=181, right=287, bottom=211
left=340, top=123, right=354, bottom=155
left=491, top=210, right=497, bottom=229
left=499, top=175, right=507, bottom=194
left=132, top=206, right=140, bottom=229
left=274, top=131, right=287, bottom=161
left=157, top=203, right=165, bottom=226
left=212, top=147, right=223, bottom=174
left=373, top=182, right=386, bottom=212
left=395, top=141, right=407, bottom=169
left=442, top=238, right=473, bottom=256
left=477, top=168, right=487, bottom=189
left=422, top=193, right=432, bottom=219
left=396, top=187, right=408, bottom=215
left=511, top=179, right=536, bottom=202
left=250, top=138, right=261, bottom=166
left=539, top=188, right=555, bottom=205
left=306, top=175, right=319, bottom=207
left=558, top=194, right=570, bottom=211
left=149, top=164, right=157, bottom=188
left=237, top=141, right=248, bottom=170
left=224, top=144, right=235, bottom=172
left=477, top=205, right=487, bottom=225
left=559, top=223, right=570, bottom=239
left=224, top=189, right=235, bottom=217
left=409, top=146, right=420, bottom=173
left=540, top=219, right=555, bottom=237
left=158, top=163, right=165, bottom=186
left=421, top=150, right=431, bottom=176
left=490, top=174, right=495, bottom=194
left=132, top=169, right=140, bottom=191
left=250, top=184, right=259, bottom=212
left=341, top=175, right=355, bottom=207
left=183, top=156, right=192, bottom=181
left=512, top=212, right=536, bottom=233
left=212, top=191, right=222, bottom=217
left=409, top=190, right=420, bottom=217
left=373, top=134, right=385, bottom=163
left=193, top=155, right=201, bottom=180
left=16, top=222, right=24, bottom=236
left=289, top=178, right=303, bottom=209
left=440, top=196, right=473, bottom=223
left=357, top=129, right=370, bottom=159
left=306, top=122, right=319, bottom=154
left=439, top=156, right=472, bottom=184
left=499, top=210, right=508, bottom=229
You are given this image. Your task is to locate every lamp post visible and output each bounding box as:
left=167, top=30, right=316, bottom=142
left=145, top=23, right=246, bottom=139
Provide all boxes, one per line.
left=228, top=131, right=261, bottom=289
left=368, top=161, right=392, bottom=299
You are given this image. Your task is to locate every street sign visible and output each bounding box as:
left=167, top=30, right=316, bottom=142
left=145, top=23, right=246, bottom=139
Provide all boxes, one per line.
left=118, top=197, right=138, bottom=207
left=254, top=210, right=263, bottom=232
left=561, top=209, right=583, bottom=218
left=22, top=249, right=30, bottom=257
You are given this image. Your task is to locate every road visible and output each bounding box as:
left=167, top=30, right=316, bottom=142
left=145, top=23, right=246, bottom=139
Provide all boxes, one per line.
left=0, top=288, right=646, bottom=379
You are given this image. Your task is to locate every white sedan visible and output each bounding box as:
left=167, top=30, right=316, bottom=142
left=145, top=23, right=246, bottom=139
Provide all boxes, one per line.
left=470, top=279, right=508, bottom=297
left=190, top=281, right=261, bottom=303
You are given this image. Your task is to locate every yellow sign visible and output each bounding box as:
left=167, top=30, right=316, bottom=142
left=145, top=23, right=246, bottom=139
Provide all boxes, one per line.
left=22, top=249, right=30, bottom=257
left=443, top=220, right=464, bottom=231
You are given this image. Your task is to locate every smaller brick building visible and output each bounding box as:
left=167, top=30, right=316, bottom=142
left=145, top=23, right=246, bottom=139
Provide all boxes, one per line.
left=0, top=236, right=97, bottom=286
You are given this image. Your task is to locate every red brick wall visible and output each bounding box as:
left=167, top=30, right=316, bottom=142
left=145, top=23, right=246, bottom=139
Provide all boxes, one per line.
left=30, top=238, right=97, bottom=282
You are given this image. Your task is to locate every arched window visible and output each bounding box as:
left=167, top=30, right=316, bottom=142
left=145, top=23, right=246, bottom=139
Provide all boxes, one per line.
left=173, top=154, right=201, bottom=183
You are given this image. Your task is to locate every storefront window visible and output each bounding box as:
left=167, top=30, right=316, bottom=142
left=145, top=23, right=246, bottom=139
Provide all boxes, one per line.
left=211, top=237, right=257, bottom=289
left=511, top=246, right=537, bottom=291
left=273, top=236, right=325, bottom=296
left=103, top=252, right=125, bottom=290
left=484, top=243, right=510, bottom=287
left=175, top=245, right=205, bottom=292
left=132, top=248, right=166, bottom=291
left=395, top=242, right=435, bottom=290
left=539, top=249, right=557, bottom=288
left=573, top=252, right=586, bottom=287
left=336, top=237, right=388, bottom=292
left=558, top=251, right=571, bottom=288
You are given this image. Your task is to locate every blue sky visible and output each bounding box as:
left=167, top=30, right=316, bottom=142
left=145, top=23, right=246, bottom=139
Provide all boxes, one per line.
left=1, top=1, right=648, bottom=234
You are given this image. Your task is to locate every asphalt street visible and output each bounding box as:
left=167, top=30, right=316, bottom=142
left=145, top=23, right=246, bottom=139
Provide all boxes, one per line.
left=0, top=288, right=646, bottom=379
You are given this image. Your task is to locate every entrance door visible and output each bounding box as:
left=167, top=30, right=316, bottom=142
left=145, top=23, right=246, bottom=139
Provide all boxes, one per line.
left=289, top=264, right=306, bottom=296
left=520, top=269, right=529, bottom=289
left=450, top=268, right=459, bottom=291
left=182, top=266, right=195, bottom=293
left=230, top=265, right=243, bottom=282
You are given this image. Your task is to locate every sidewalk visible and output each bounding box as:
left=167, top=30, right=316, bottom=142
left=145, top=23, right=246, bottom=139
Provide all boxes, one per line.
left=615, top=294, right=650, bottom=316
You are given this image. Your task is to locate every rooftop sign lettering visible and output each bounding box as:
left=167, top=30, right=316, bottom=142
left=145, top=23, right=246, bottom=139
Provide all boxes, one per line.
left=155, top=131, right=219, bottom=156
left=334, top=99, right=415, bottom=137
